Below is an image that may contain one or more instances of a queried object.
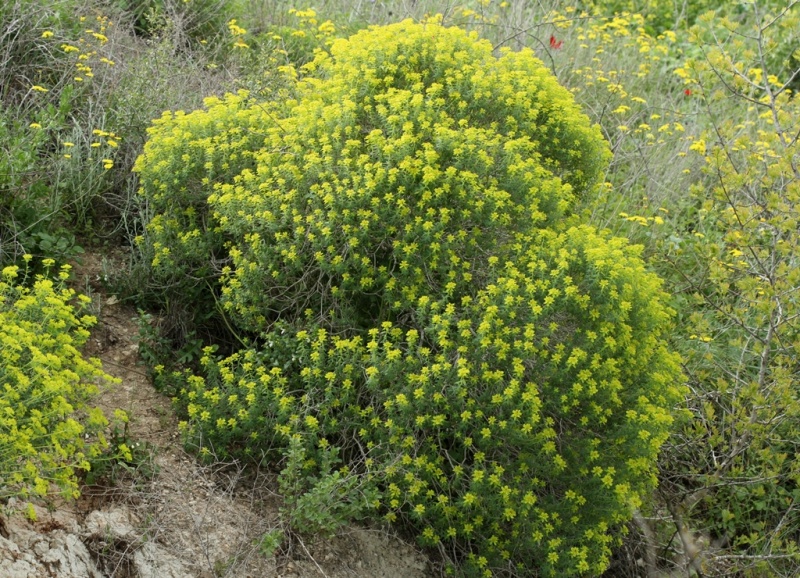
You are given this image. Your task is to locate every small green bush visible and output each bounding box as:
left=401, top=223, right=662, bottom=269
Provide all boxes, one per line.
left=0, top=104, right=54, bottom=266
left=140, top=18, right=683, bottom=577
left=0, top=260, right=116, bottom=501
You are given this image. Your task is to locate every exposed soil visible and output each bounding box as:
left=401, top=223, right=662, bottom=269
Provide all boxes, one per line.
left=0, top=250, right=432, bottom=578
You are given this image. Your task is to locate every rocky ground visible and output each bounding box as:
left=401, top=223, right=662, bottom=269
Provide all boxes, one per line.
left=0, top=253, right=431, bottom=578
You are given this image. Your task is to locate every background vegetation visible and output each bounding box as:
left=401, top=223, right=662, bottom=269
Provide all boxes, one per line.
left=2, top=0, right=799, bottom=576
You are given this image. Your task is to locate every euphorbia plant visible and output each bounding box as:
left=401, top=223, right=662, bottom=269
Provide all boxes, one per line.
left=137, top=18, right=684, bottom=576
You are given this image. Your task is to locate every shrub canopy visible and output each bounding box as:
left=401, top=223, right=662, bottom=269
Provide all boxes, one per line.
left=136, top=18, right=683, bottom=577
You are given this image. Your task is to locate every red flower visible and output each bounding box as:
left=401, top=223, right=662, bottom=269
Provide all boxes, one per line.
left=684, top=88, right=692, bottom=96
left=549, top=34, right=562, bottom=49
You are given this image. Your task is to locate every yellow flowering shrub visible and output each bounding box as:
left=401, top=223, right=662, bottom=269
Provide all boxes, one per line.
left=135, top=91, right=277, bottom=272
left=140, top=19, right=682, bottom=577
left=179, top=225, right=682, bottom=575
left=345, top=225, right=679, bottom=576
left=212, top=18, right=610, bottom=332
left=0, top=262, right=114, bottom=501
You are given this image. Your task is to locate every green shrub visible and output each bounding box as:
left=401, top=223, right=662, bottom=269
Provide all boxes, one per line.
left=0, top=260, right=116, bottom=501
left=0, top=98, right=93, bottom=269
left=278, top=434, right=379, bottom=537
left=0, top=104, right=55, bottom=266
left=141, top=18, right=682, bottom=577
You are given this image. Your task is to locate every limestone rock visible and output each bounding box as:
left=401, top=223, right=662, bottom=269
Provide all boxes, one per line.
left=0, top=527, right=103, bottom=578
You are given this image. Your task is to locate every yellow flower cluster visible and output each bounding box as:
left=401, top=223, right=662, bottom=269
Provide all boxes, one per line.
left=227, top=18, right=249, bottom=49
left=287, top=8, right=337, bottom=44
left=0, top=264, right=117, bottom=501
left=42, top=15, right=115, bottom=85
